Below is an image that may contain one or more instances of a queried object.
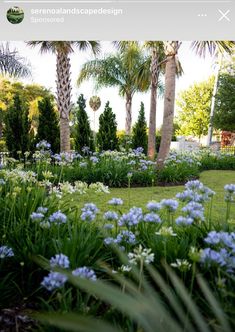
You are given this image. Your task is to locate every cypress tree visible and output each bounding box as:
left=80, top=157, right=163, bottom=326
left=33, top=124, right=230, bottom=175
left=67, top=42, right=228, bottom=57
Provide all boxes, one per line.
left=97, top=101, right=118, bottom=151
left=5, top=93, right=31, bottom=159
left=37, top=96, right=60, bottom=153
left=74, top=94, right=93, bottom=153
left=132, top=102, right=148, bottom=154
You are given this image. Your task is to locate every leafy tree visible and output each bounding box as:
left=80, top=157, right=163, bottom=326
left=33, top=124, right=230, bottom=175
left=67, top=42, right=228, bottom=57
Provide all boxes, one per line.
left=176, top=77, right=214, bottom=140
left=28, top=41, right=100, bottom=152
left=157, top=41, right=235, bottom=167
left=132, top=102, right=148, bottom=153
left=74, top=94, right=93, bottom=153
left=0, top=79, right=51, bottom=138
left=97, top=101, right=118, bottom=151
left=37, top=96, right=60, bottom=153
left=213, top=61, right=235, bottom=132
left=5, top=94, right=31, bottom=158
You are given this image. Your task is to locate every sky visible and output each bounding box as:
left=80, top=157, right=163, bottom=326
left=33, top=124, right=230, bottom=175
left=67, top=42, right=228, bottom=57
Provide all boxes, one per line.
left=10, top=41, right=215, bottom=131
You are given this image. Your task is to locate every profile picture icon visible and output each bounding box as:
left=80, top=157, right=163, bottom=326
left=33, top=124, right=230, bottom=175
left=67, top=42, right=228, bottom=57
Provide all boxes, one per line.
left=7, top=7, right=24, bottom=24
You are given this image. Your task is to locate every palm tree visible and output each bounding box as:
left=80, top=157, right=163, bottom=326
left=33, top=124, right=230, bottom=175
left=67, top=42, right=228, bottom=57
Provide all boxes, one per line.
left=77, top=44, right=149, bottom=135
left=27, top=41, right=100, bottom=152
left=157, top=40, right=235, bottom=168
left=143, top=42, right=165, bottom=160
left=0, top=42, right=31, bottom=78
left=0, top=43, right=31, bottom=140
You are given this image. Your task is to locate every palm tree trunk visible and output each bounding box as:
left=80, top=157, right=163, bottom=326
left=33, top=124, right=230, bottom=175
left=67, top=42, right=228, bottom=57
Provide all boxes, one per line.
left=56, top=50, right=72, bottom=152
left=157, top=42, right=178, bottom=168
left=148, top=49, right=159, bottom=160
left=125, top=94, right=132, bottom=135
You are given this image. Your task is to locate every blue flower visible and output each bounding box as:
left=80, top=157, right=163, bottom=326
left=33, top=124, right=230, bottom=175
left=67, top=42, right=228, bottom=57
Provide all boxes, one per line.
left=200, top=248, right=229, bottom=267
left=118, top=207, right=142, bottom=227
left=175, top=216, right=193, bottom=226
left=0, top=179, right=6, bottom=185
left=144, top=213, right=161, bottom=223
left=104, top=237, right=116, bottom=245
left=0, top=246, right=14, bottom=258
left=224, top=184, right=235, bottom=193
left=116, top=230, right=136, bottom=244
left=72, top=267, right=97, bottom=281
left=50, top=254, right=70, bottom=269
left=161, top=199, right=178, bottom=212
left=30, top=212, right=44, bottom=221
left=49, top=211, right=67, bottom=224
left=108, top=198, right=123, bottom=206
left=81, top=210, right=96, bottom=222
left=185, top=180, right=204, bottom=191
left=90, top=156, right=99, bottom=163
left=41, top=272, right=67, bottom=291
left=182, top=202, right=204, bottom=221
left=36, top=207, right=48, bottom=214
left=82, top=203, right=99, bottom=214
left=103, top=211, right=119, bottom=221
left=146, top=201, right=161, bottom=212
left=36, top=140, right=51, bottom=150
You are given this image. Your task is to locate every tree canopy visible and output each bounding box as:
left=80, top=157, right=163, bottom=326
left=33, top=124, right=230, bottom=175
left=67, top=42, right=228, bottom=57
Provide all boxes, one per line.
left=176, top=77, right=214, bottom=140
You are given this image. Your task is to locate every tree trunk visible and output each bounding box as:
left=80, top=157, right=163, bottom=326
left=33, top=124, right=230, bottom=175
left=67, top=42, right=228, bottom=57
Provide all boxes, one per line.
left=148, top=49, right=159, bottom=160
left=125, top=94, right=132, bottom=135
left=157, top=42, right=179, bottom=168
left=56, top=50, right=72, bottom=152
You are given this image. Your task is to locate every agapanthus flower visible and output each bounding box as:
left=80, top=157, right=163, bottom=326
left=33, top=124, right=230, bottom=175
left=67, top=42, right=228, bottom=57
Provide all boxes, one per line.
left=144, top=213, right=161, bottom=223
left=171, top=259, right=191, bottom=272
left=175, top=216, right=194, bottom=226
left=155, top=226, right=177, bottom=237
left=182, top=202, right=204, bottom=221
left=200, top=248, right=229, bottom=267
left=108, top=198, right=123, bottom=206
left=90, top=156, right=99, bottom=164
left=49, top=211, right=67, bottom=224
left=72, top=266, right=97, bottom=281
left=41, top=272, right=67, bottom=291
left=50, top=254, right=70, bottom=269
left=36, top=207, right=48, bottom=214
left=0, top=246, right=14, bottom=258
left=118, top=207, right=142, bottom=227
left=82, top=203, right=99, bottom=214
left=161, top=199, right=179, bottom=212
left=30, top=212, right=44, bottom=221
left=81, top=210, right=96, bottom=222
left=128, top=245, right=154, bottom=265
left=116, top=230, right=136, bottom=244
left=146, top=201, right=161, bottom=212
left=185, top=180, right=204, bottom=191
left=103, top=211, right=119, bottom=221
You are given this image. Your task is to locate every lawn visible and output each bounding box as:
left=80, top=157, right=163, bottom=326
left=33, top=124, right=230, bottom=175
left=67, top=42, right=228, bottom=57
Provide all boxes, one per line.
left=73, top=170, right=235, bottom=222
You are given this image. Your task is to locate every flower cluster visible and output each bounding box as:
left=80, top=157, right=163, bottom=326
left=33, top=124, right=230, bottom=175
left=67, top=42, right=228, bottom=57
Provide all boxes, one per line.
left=0, top=246, right=14, bottom=258
left=128, top=245, right=154, bottom=265
left=200, top=231, right=235, bottom=272
left=224, top=184, right=235, bottom=202
left=104, top=230, right=136, bottom=246
left=176, top=180, right=215, bottom=204
left=41, top=254, right=97, bottom=291
left=118, top=207, right=143, bottom=227
left=81, top=203, right=99, bottom=222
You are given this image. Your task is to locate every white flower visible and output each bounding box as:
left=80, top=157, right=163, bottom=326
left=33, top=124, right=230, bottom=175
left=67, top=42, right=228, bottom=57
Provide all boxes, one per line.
left=128, top=245, right=154, bottom=265
left=156, top=226, right=177, bottom=237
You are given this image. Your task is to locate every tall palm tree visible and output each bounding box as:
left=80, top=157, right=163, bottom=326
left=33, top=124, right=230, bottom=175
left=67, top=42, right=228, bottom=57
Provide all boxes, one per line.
left=0, top=42, right=31, bottom=78
left=77, top=44, right=149, bottom=135
left=157, top=40, right=235, bottom=168
left=27, top=41, right=100, bottom=152
left=143, top=42, right=165, bottom=160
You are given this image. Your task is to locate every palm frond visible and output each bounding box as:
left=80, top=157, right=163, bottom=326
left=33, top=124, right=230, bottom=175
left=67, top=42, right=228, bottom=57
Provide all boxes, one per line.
left=0, top=42, right=31, bottom=78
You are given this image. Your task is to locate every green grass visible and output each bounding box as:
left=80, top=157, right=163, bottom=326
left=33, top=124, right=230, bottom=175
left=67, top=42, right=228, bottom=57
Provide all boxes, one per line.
left=69, top=170, right=235, bottom=222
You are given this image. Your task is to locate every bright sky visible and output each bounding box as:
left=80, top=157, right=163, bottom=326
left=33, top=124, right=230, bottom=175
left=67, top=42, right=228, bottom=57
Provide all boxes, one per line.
left=10, top=41, right=215, bottom=131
